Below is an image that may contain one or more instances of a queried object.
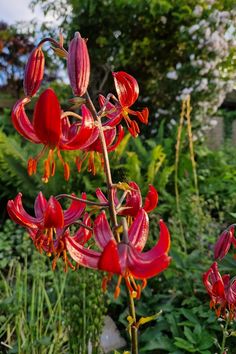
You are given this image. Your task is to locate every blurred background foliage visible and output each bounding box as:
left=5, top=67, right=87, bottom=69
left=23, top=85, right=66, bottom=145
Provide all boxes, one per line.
left=1, top=0, right=236, bottom=352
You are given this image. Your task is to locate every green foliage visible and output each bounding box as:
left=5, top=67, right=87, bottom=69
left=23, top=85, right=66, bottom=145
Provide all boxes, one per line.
left=65, top=269, right=106, bottom=354
left=0, top=220, right=106, bottom=353
left=0, top=254, right=68, bottom=354
left=0, top=220, right=32, bottom=269
left=108, top=134, right=236, bottom=352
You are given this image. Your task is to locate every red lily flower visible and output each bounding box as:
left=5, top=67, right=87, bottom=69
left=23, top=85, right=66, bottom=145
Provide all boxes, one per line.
left=76, top=124, right=124, bottom=175
left=203, top=262, right=236, bottom=319
left=12, top=88, right=99, bottom=182
left=66, top=209, right=171, bottom=298
left=96, top=182, right=158, bottom=217
left=99, top=71, right=149, bottom=137
left=214, top=225, right=236, bottom=260
left=7, top=192, right=91, bottom=270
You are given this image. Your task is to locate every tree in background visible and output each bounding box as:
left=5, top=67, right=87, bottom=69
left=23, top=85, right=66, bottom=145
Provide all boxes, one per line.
left=0, top=22, right=35, bottom=97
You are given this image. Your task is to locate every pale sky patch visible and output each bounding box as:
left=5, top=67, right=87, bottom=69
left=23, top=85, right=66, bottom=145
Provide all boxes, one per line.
left=1, top=0, right=57, bottom=25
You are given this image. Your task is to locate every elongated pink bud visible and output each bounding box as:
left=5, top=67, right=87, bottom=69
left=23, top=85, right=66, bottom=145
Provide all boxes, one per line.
left=67, top=32, right=90, bottom=97
left=23, top=46, right=45, bottom=97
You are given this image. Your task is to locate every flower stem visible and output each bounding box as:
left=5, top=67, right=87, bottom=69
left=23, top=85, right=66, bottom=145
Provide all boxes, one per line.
left=220, top=317, right=230, bottom=354
left=85, top=91, right=138, bottom=352
left=56, top=193, right=108, bottom=207
left=128, top=291, right=139, bottom=354
left=85, top=92, right=119, bottom=236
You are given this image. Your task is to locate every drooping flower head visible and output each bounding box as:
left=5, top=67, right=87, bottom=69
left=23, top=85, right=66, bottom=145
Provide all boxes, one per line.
left=96, top=182, right=158, bottom=217
left=99, top=71, right=149, bottom=137
left=7, top=192, right=91, bottom=270
left=203, top=262, right=236, bottom=319
left=12, top=88, right=99, bottom=182
left=66, top=208, right=171, bottom=298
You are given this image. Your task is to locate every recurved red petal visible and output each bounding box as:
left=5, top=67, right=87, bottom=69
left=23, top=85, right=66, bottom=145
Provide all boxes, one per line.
left=96, top=188, right=108, bottom=204
left=203, top=267, right=214, bottom=296
left=113, top=71, right=139, bottom=107
left=139, top=220, right=170, bottom=260
left=98, top=94, right=123, bottom=125
left=12, top=98, right=40, bottom=143
left=33, top=88, right=61, bottom=147
left=34, top=192, right=48, bottom=219
left=118, top=182, right=142, bottom=217
left=61, top=105, right=99, bottom=150
left=129, top=209, right=149, bottom=251
left=85, top=126, right=116, bottom=152
left=128, top=247, right=171, bottom=279
left=135, top=107, right=149, bottom=124
left=71, top=213, right=92, bottom=245
left=94, top=211, right=115, bottom=249
left=107, top=125, right=124, bottom=152
left=143, top=185, right=158, bottom=213
left=66, top=236, right=100, bottom=268
left=7, top=193, right=38, bottom=228
left=98, top=240, right=121, bottom=274
left=44, top=196, right=64, bottom=228
left=64, top=193, right=86, bottom=227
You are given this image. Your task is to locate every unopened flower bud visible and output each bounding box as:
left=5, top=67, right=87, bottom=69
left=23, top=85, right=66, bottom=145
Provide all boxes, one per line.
left=67, top=32, right=90, bottom=97
left=23, top=46, right=45, bottom=97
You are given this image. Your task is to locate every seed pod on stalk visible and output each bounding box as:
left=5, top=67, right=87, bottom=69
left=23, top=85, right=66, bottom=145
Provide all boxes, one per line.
left=67, top=32, right=90, bottom=97
left=23, top=46, right=45, bottom=97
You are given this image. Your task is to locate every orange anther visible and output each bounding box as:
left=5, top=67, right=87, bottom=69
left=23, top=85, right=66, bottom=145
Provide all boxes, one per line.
left=64, top=162, right=70, bottom=181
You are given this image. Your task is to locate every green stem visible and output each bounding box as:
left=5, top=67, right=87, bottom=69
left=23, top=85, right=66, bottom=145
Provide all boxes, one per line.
left=85, top=92, right=119, bottom=238
left=220, top=317, right=230, bottom=354
left=128, top=293, right=138, bottom=354
left=85, top=91, right=138, bottom=352
left=174, top=100, right=187, bottom=253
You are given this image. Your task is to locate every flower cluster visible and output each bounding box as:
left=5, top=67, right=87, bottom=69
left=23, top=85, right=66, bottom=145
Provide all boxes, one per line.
left=12, top=33, right=149, bottom=182
left=203, top=223, right=236, bottom=319
left=8, top=31, right=170, bottom=300
left=203, top=262, right=236, bottom=319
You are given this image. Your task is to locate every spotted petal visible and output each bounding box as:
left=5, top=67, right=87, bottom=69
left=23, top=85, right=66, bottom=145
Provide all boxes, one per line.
left=113, top=71, right=139, bottom=107
left=94, top=211, right=115, bottom=250
left=61, top=105, right=99, bottom=150
left=66, top=236, right=100, bottom=268
left=129, top=209, right=149, bottom=252
left=11, top=98, right=40, bottom=143
left=128, top=247, right=171, bottom=279
left=64, top=193, right=86, bottom=227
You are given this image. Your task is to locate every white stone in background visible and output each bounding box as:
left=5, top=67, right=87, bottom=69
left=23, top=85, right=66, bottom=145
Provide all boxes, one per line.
left=100, top=316, right=126, bottom=353
left=232, top=121, right=236, bottom=146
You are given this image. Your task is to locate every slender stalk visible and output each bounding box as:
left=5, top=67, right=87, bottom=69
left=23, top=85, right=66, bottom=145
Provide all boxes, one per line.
left=85, top=92, right=119, bottom=236
left=220, top=317, right=230, bottom=354
left=175, top=100, right=187, bottom=253
left=128, top=290, right=138, bottom=353
left=185, top=96, right=199, bottom=198
left=85, top=91, right=138, bottom=351
left=56, top=193, right=108, bottom=207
